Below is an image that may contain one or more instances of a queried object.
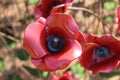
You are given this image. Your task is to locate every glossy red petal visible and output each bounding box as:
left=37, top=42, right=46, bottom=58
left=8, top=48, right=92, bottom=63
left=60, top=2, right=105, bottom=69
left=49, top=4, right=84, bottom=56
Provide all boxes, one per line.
left=76, top=33, right=98, bottom=46
left=85, top=34, right=98, bottom=43
left=117, top=26, right=120, bottom=34
left=41, top=0, right=73, bottom=10
left=117, top=6, right=120, bottom=19
left=75, top=31, right=86, bottom=43
left=31, top=58, right=51, bottom=71
left=34, top=5, right=49, bottom=19
left=23, top=17, right=48, bottom=59
left=34, top=0, right=73, bottom=19
left=89, top=58, right=119, bottom=74
left=115, top=17, right=119, bottom=24
left=46, top=13, right=79, bottom=39
left=90, top=58, right=119, bottom=74
left=95, top=34, right=120, bottom=57
left=51, top=4, right=66, bottom=14
left=79, top=43, right=100, bottom=69
left=95, top=34, right=119, bottom=45
left=51, top=73, right=59, bottom=80
left=44, top=39, right=82, bottom=71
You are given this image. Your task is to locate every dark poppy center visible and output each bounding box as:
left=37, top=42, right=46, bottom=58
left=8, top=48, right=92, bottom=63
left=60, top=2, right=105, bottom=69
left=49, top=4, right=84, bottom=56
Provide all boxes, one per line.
left=47, top=36, right=64, bottom=53
left=52, top=2, right=61, bottom=8
left=95, top=47, right=109, bottom=58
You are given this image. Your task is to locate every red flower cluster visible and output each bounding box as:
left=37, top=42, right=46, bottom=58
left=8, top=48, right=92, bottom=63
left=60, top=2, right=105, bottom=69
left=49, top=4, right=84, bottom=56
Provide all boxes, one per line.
left=23, top=0, right=120, bottom=75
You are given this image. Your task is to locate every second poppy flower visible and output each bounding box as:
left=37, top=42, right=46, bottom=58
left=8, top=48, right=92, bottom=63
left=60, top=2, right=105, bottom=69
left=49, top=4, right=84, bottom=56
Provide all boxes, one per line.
left=34, top=0, right=73, bottom=19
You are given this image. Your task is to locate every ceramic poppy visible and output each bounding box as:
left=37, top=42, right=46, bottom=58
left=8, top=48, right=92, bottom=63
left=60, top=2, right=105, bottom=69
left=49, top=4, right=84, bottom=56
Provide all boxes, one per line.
left=51, top=71, right=74, bottom=80
left=77, top=34, right=120, bottom=74
left=34, top=0, right=73, bottom=19
left=23, top=13, right=83, bottom=71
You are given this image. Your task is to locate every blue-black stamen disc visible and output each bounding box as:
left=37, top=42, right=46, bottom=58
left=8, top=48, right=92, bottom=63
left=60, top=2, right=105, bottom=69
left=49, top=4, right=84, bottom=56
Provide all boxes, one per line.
left=52, top=2, right=61, bottom=8
left=95, top=47, right=109, bottom=58
left=47, top=36, right=64, bottom=53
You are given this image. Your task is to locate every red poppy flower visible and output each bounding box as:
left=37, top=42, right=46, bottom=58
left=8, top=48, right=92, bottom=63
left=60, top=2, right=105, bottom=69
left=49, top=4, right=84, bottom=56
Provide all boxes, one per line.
left=77, top=33, right=120, bottom=74
left=34, top=0, right=73, bottom=19
left=23, top=13, right=83, bottom=71
left=51, top=71, right=74, bottom=80
left=115, top=6, right=120, bottom=34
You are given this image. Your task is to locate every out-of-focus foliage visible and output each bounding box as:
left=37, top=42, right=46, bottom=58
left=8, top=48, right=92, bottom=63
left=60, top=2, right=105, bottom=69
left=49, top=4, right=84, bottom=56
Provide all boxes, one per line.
left=104, top=16, right=113, bottom=23
left=0, top=58, right=5, bottom=72
left=71, top=63, right=85, bottom=78
left=16, top=49, right=29, bottom=61
left=28, top=0, right=39, bottom=4
left=7, top=74, right=23, bottom=80
left=99, top=71, right=120, bottom=78
left=104, top=1, right=118, bottom=11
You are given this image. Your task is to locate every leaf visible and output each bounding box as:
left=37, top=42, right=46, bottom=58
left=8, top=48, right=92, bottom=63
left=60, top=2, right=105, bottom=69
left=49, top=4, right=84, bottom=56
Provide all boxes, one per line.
left=42, top=72, right=48, bottom=78
left=98, top=32, right=103, bottom=36
left=7, top=74, right=23, bottom=80
left=104, top=16, right=113, bottom=23
left=23, top=66, right=42, bottom=77
left=99, top=71, right=120, bottom=78
left=10, top=42, right=16, bottom=49
left=70, top=63, right=85, bottom=78
left=28, top=0, right=39, bottom=4
left=0, top=58, right=5, bottom=72
left=16, top=48, right=29, bottom=61
left=104, top=1, right=118, bottom=11
left=4, top=38, right=16, bottom=49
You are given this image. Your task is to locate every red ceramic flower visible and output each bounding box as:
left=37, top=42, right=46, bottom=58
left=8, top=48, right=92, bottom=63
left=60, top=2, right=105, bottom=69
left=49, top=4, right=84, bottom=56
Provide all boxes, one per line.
left=34, top=0, right=73, bottom=19
left=115, top=6, right=120, bottom=34
left=51, top=71, right=74, bottom=80
left=23, top=13, right=83, bottom=71
left=77, top=33, right=120, bottom=74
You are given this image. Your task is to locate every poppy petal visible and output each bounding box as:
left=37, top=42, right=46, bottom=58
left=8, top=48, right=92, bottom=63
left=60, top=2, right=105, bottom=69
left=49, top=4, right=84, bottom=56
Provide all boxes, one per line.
left=44, top=39, right=82, bottom=70
left=31, top=58, right=51, bottom=71
left=34, top=5, right=49, bottom=19
left=91, top=58, right=119, bottom=74
left=95, top=34, right=119, bottom=45
left=41, top=0, right=73, bottom=10
left=75, top=31, right=86, bottom=43
left=46, top=13, right=79, bottom=39
left=117, top=26, right=120, bottom=34
left=117, top=6, right=120, bottom=19
left=23, top=17, right=48, bottom=58
left=51, top=4, right=66, bottom=14
left=95, top=34, right=120, bottom=57
left=34, top=0, right=73, bottom=19
left=79, top=43, right=100, bottom=69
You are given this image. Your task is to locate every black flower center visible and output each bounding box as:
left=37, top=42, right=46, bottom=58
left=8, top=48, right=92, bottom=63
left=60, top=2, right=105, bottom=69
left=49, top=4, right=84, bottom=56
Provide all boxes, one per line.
left=47, top=36, right=64, bottom=53
left=95, top=47, right=109, bottom=58
left=52, top=2, right=61, bottom=8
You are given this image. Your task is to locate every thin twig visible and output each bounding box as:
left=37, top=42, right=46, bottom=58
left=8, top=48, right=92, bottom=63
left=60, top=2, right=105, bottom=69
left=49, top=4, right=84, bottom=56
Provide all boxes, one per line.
left=68, top=7, right=101, bottom=20
left=68, top=6, right=109, bottom=33
left=0, top=32, right=20, bottom=42
left=0, top=36, right=11, bottom=50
